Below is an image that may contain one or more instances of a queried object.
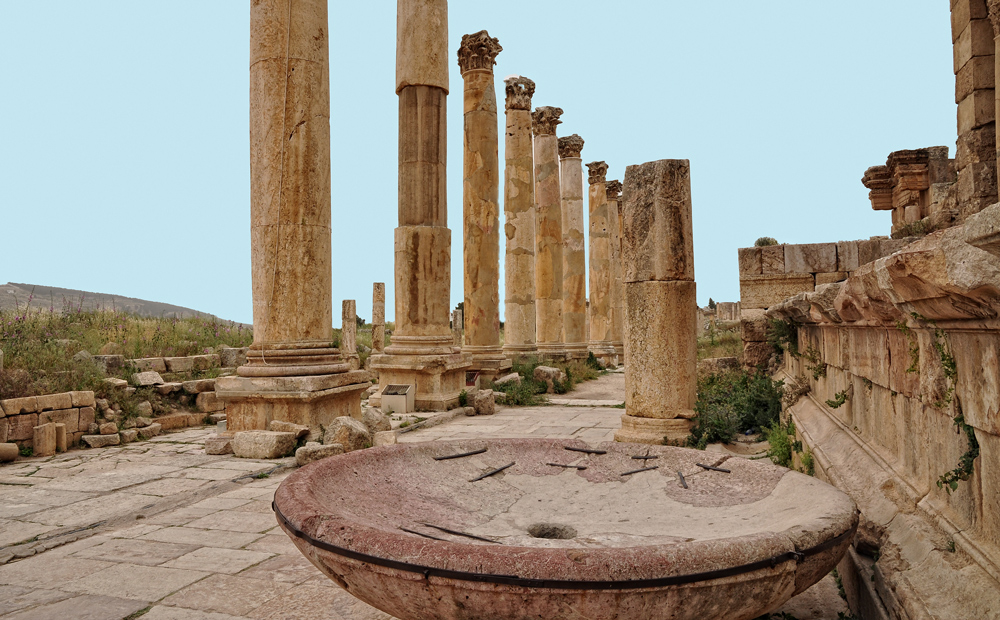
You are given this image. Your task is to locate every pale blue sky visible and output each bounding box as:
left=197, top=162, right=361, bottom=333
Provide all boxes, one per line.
left=0, top=2, right=955, bottom=325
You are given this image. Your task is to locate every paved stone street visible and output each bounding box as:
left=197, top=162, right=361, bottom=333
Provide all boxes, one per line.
left=0, top=373, right=845, bottom=619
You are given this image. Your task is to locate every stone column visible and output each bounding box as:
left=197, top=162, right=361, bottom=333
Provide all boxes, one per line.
left=371, top=0, right=470, bottom=411
left=532, top=106, right=566, bottom=361
left=459, top=31, right=511, bottom=381
left=990, top=1, right=1000, bottom=201
left=371, top=283, right=385, bottom=354
left=502, top=76, right=538, bottom=358
left=342, top=300, right=358, bottom=370
left=559, top=134, right=588, bottom=360
left=216, top=0, right=371, bottom=438
left=452, top=307, right=464, bottom=346
left=606, top=180, right=625, bottom=364
left=587, top=161, right=615, bottom=363
left=614, top=159, right=697, bottom=445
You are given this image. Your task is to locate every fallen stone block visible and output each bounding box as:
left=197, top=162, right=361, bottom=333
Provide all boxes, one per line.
left=104, top=378, right=129, bottom=390
left=533, top=366, right=567, bottom=394
left=0, top=443, right=18, bottom=462
left=269, top=420, right=309, bottom=439
left=232, top=430, right=297, bottom=459
left=82, top=434, right=120, bottom=448
left=362, top=408, right=391, bottom=434
left=99, top=422, right=118, bottom=435
left=88, top=423, right=100, bottom=435
left=493, top=372, right=521, bottom=387
left=133, top=416, right=153, bottom=428
left=137, top=423, right=162, bottom=440
left=205, top=436, right=233, bottom=455
left=324, top=416, right=371, bottom=452
left=208, top=413, right=226, bottom=424
left=191, top=354, right=221, bottom=370
left=182, top=379, right=216, bottom=394
left=121, top=418, right=137, bottom=430
left=55, top=423, right=67, bottom=452
left=473, top=389, right=496, bottom=416
left=164, top=357, right=195, bottom=373
left=120, top=429, right=139, bottom=443
left=156, top=382, right=183, bottom=395
left=295, top=442, right=344, bottom=466
left=69, top=391, right=96, bottom=408
left=132, top=372, right=164, bottom=387
left=33, top=423, right=57, bottom=457
left=196, top=392, right=225, bottom=413
left=135, top=401, right=153, bottom=417
left=93, top=355, right=124, bottom=372
left=373, top=431, right=397, bottom=447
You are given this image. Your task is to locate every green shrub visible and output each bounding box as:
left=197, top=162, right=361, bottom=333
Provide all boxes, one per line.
left=754, top=237, right=779, bottom=247
left=766, top=319, right=798, bottom=357
left=492, top=376, right=545, bottom=406
left=458, top=389, right=468, bottom=407
left=765, top=419, right=795, bottom=468
left=688, top=369, right=784, bottom=449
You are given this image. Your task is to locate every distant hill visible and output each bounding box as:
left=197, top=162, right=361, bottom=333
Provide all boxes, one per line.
left=0, top=283, right=225, bottom=321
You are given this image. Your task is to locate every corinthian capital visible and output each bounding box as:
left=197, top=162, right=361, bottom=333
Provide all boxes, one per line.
left=457, top=30, right=502, bottom=74
left=558, top=134, right=585, bottom=159
left=531, top=106, right=563, bottom=136
left=990, top=0, right=1000, bottom=35
left=586, top=161, right=609, bottom=185
left=504, top=76, right=535, bottom=111
left=606, top=180, right=622, bottom=200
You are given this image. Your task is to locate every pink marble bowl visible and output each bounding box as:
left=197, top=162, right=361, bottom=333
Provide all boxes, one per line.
left=274, top=438, right=858, bottom=620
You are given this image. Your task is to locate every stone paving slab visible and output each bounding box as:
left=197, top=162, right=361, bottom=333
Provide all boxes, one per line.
left=0, top=374, right=846, bottom=619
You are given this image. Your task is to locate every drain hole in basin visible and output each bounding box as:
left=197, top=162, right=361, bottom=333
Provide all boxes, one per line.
left=528, top=523, right=577, bottom=540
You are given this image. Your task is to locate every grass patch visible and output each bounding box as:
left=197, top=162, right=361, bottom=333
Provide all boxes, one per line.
left=687, top=369, right=784, bottom=449
left=697, top=323, right=742, bottom=360
left=492, top=356, right=604, bottom=407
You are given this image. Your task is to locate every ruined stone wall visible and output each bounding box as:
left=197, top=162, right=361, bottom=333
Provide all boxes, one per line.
left=761, top=205, right=1000, bottom=619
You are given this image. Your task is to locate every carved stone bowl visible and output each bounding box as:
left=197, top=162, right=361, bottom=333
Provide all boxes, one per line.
left=273, top=438, right=857, bottom=620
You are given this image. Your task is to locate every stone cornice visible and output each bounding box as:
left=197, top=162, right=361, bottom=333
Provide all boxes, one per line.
left=531, top=106, right=563, bottom=136
left=606, top=180, right=622, bottom=200
left=558, top=134, right=585, bottom=158
left=586, top=161, right=609, bottom=185
left=457, top=30, right=502, bottom=74
left=504, top=76, right=535, bottom=111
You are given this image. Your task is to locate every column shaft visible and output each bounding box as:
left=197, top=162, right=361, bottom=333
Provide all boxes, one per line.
left=559, top=135, right=588, bottom=360
left=587, top=161, right=614, bottom=362
left=532, top=106, right=565, bottom=360
left=607, top=180, right=625, bottom=362
left=372, top=283, right=385, bottom=354
left=502, top=77, right=537, bottom=357
left=342, top=300, right=358, bottom=370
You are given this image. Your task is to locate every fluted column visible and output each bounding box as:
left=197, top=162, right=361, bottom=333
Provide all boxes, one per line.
left=559, top=134, right=588, bottom=360
left=532, top=106, right=566, bottom=361
left=216, top=0, right=371, bottom=437
left=502, top=77, right=538, bottom=358
left=459, top=31, right=510, bottom=380
left=615, top=159, right=697, bottom=445
left=371, top=0, right=470, bottom=411
left=372, top=283, right=385, bottom=354
left=607, top=180, right=625, bottom=363
left=587, top=161, right=615, bottom=362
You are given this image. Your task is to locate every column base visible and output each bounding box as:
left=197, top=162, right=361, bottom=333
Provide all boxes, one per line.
left=502, top=344, right=539, bottom=359
left=563, top=343, right=589, bottom=361
left=462, top=346, right=513, bottom=383
left=614, top=414, right=693, bottom=445
left=215, top=370, right=374, bottom=442
left=369, top=352, right=472, bottom=411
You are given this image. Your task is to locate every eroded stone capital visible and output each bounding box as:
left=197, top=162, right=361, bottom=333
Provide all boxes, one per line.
left=531, top=106, right=563, bottom=136
left=457, top=30, right=502, bottom=74
left=505, top=76, right=535, bottom=111
left=990, top=0, right=1000, bottom=34
left=558, top=134, right=585, bottom=159
left=606, top=180, right=622, bottom=200
left=587, top=161, right=609, bottom=185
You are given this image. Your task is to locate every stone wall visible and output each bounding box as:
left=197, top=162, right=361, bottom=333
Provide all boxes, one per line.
left=0, top=391, right=96, bottom=449
left=762, top=204, right=1000, bottom=618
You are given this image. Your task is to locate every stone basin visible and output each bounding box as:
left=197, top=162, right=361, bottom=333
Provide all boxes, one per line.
left=273, top=438, right=858, bottom=620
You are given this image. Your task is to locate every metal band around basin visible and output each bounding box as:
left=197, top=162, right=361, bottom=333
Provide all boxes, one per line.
left=273, top=502, right=854, bottom=591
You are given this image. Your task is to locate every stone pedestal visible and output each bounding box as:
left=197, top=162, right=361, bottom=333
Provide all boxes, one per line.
left=559, top=135, right=589, bottom=361
left=587, top=161, right=615, bottom=362
left=502, top=77, right=538, bottom=358
left=532, top=106, right=566, bottom=361
left=607, top=180, right=625, bottom=363
left=372, top=0, right=469, bottom=410
left=615, top=159, right=697, bottom=445
left=219, top=0, right=370, bottom=432
left=459, top=31, right=510, bottom=382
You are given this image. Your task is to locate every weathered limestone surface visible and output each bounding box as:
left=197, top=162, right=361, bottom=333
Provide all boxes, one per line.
left=459, top=30, right=510, bottom=380
left=372, top=0, right=470, bottom=410
left=607, top=180, right=625, bottom=361
left=502, top=77, right=537, bottom=357
left=533, top=106, right=566, bottom=360
left=232, top=430, right=297, bottom=459
left=33, top=423, right=56, bottom=457
left=559, top=135, right=588, bottom=360
left=372, top=282, right=385, bottom=353
left=616, top=160, right=697, bottom=444
left=740, top=273, right=815, bottom=310
left=784, top=243, right=838, bottom=274
left=738, top=247, right=763, bottom=275
left=342, top=300, right=359, bottom=370
left=587, top=161, right=615, bottom=361
left=761, top=244, right=785, bottom=274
